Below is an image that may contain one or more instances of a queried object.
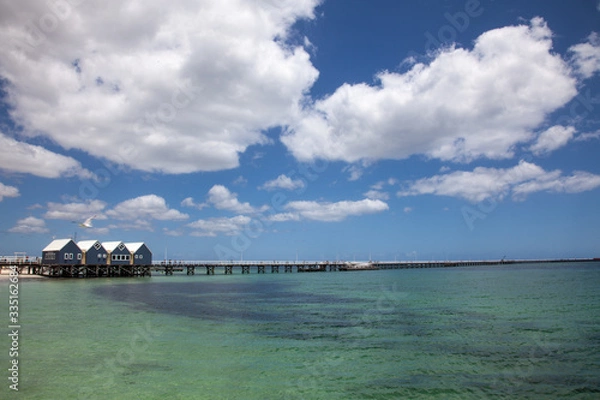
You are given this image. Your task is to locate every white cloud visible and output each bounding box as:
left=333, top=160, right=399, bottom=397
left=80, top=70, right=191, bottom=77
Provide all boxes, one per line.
left=107, top=195, right=188, bottom=221
left=363, top=190, right=390, bottom=201
left=45, top=199, right=107, bottom=221
left=233, top=176, right=248, bottom=186
left=0, top=132, right=93, bottom=179
left=0, top=0, right=320, bottom=174
left=529, top=125, right=576, bottom=155
left=575, top=130, right=600, bottom=141
left=398, top=161, right=600, bottom=202
left=9, top=216, right=49, bottom=234
left=259, top=174, right=305, bottom=191
left=570, top=32, right=600, bottom=78
left=513, top=170, right=600, bottom=198
left=265, top=212, right=301, bottom=222
left=181, top=197, right=207, bottom=210
left=343, top=164, right=366, bottom=181
left=283, top=18, right=577, bottom=164
left=404, top=207, right=413, bottom=214
left=370, top=178, right=398, bottom=191
left=187, top=215, right=251, bottom=237
left=0, top=182, right=19, bottom=201
left=284, top=198, right=389, bottom=222
left=207, top=185, right=258, bottom=213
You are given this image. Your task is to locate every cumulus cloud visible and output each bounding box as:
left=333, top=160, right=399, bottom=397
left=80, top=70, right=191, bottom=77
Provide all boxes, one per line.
left=259, top=174, right=305, bottom=191
left=529, top=125, right=576, bottom=155
left=0, top=132, right=93, bottom=179
left=187, top=215, right=251, bottom=237
left=398, top=161, right=600, bottom=202
left=9, top=216, right=49, bottom=234
left=45, top=199, right=107, bottom=221
left=181, top=197, right=207, bottom=210
left=283, top=198, right=389, bottom=222
left=0, top=0, right=320, bottom=174
left=265, top=212, right=302, bottom=222
left=570, top=32, right=600, bottom=78
left=364, top=178, right=397, bottom=200
left=363, top=190, right=390, bottom=201
left=512, top=171, right=600, bottom=198
left=283, top=18, right=577, bottom=164
left=207, top=185, right=260, bottom=213
left=106, top=195, right=188, bottom=221
left=0, top=181, right=19, bottom=201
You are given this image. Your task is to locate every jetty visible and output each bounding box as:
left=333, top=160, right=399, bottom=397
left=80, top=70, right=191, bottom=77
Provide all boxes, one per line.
left=0, top=257, right=597, bottom=278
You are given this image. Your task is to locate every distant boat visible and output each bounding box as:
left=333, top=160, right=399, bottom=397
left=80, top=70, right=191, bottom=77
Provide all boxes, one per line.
left=340, top=261, right=378, bottom=271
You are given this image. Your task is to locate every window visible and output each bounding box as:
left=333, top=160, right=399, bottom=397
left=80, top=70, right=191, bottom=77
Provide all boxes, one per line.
left=94, top=242, right=101, bottom=250
left=45, top=252, right=56, bottom=260
left=135, top=254, right=139, bottom=259
left=64, top=253, right=73, bottom=260
left=77, top=253, right=82, bottom=260
left=97, top=253, right=102, bottom=259
left=139, top=254, right=143, bottom=259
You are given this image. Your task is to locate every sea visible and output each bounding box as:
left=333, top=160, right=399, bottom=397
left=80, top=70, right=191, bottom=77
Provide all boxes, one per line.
left=2, top=262, right=600, bottom=399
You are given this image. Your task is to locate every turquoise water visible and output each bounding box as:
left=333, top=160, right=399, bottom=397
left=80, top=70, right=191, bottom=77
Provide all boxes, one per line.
left=2, top=262, right=600, bottom=399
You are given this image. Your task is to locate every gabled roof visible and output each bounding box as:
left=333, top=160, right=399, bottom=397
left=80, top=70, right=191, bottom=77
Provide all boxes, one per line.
left=43, top=239, right=75, bottom=252
left=125, top=242, right=146, bottom=252
left=78, top=240, right=102, bottom=251
left=102, top=241, right=126, bottom=252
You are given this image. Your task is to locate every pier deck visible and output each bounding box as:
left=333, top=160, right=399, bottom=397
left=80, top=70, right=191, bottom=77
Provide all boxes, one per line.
left=0, top=258, right=597, bottom=278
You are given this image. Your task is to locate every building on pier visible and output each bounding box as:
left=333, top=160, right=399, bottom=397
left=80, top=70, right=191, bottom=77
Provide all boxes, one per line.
left=125, top=242, right=152, bottom=265
left=102, top=241, right=131, bottom=265
left=42, top=239, right=82, bottom=265
left=77, top=240, right=107, bottom=265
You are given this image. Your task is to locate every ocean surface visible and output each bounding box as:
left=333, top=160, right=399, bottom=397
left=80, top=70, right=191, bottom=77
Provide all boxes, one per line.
left=2, top=262, right=600, bottom=399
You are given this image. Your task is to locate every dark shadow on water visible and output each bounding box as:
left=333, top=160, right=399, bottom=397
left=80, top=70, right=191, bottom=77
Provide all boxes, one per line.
left=92, top=280, right=365, bottom=325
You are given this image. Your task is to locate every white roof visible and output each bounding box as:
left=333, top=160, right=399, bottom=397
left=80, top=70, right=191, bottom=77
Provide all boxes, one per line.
left=77, top=240, right=101, bottom=251
left=125, top=242, right=145, bottom=252
left=102, top=241, right=125, bottom=252
left=43, top=239, right=74, bottom=252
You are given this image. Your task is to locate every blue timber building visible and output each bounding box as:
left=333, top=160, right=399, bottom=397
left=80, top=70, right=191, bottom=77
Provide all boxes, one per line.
left=42, top=239, right=82, bottom=265
left=125, top=242, right=152, bottom=265
left=77, top=240, right=107, bottom=265
left=103, top=241, right=131, bottom=265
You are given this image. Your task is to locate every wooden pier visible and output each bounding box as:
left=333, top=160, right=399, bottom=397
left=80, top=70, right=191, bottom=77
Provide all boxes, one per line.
left=0, top=261, right=151, bottom=278
left=0, top=258, right=597, bottom=278
left=151, top=257, right=598, bottom=275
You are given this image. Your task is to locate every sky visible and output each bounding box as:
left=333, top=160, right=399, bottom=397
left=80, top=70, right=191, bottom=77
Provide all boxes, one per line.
left=0, top=0, right=599, bottom=262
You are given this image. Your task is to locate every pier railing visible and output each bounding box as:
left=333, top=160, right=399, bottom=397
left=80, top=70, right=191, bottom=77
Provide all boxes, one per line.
left=0, top=258, right=597, bottom=278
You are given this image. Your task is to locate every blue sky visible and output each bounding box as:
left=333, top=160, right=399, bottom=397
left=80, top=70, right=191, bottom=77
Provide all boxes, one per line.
left=1, top=0, right=599, bottom=261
